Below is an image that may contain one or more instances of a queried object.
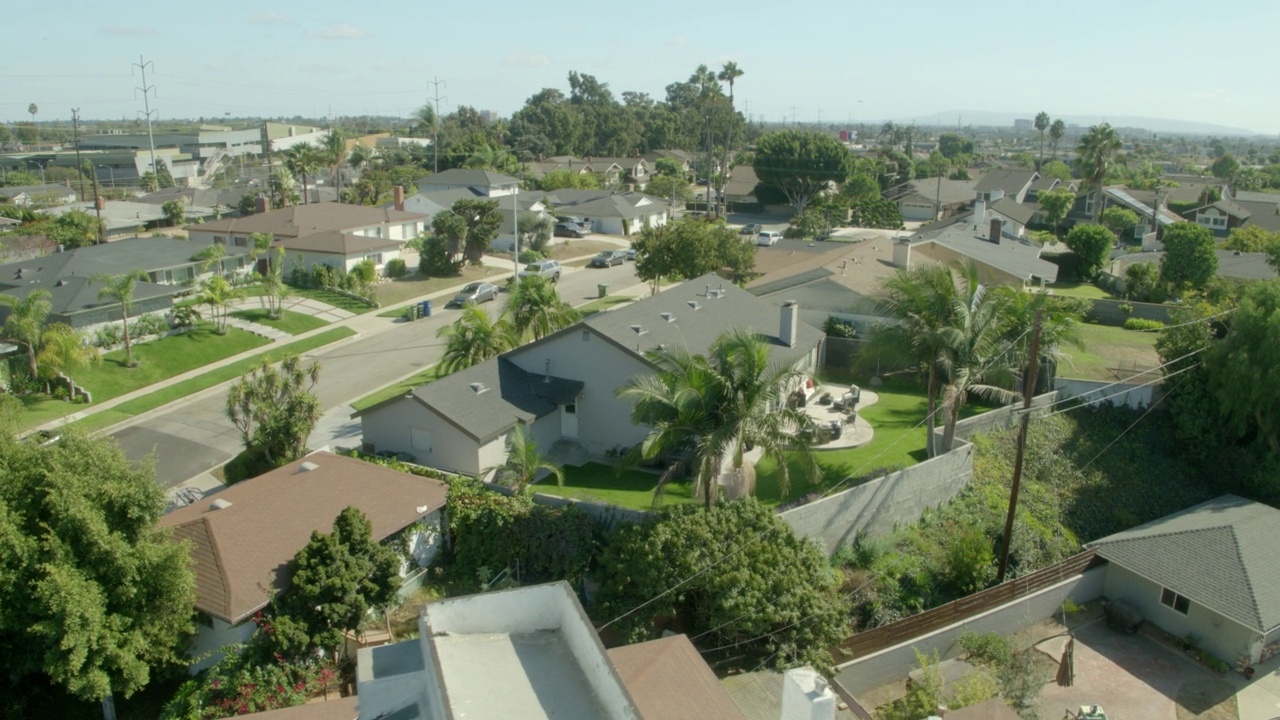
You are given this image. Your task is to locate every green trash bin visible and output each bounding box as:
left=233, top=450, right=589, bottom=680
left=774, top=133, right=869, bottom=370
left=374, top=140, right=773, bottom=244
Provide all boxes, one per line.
left=598, top=284, right=609, bottom=298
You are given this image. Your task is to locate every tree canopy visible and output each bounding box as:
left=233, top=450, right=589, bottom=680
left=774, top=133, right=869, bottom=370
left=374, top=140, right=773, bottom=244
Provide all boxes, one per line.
left=225, top=354, right=321, bottom=475
left=632, top=218, right=754, bottom=293
left=1160, top=222, right=1218, bottom=290
left=432, top=198, right=503, bottom=266
left=1036, top=189, right=1075, bottom=233
left=753, top=130, right=852, bottom=213
left=1063, top=224, right=1115, bottom=278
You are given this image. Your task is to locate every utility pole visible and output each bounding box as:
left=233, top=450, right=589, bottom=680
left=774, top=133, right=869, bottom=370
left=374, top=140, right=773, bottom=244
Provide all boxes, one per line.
left=789, top=106, right=798, bottom=126
left=428, top=77, right=447, bottom=174
left=511, top=184, right=520, bottom=288
left=996, top=309, right=1043, bottom=583
left=817, top=108, right=823, bottom=129
left=705, top=113, right=714, bottom=216
left=70, top=109, right=87, bottom=201
left=132, top=56, right=159, bottom=181
left=89, top=158, right=104, bottom=245
left=934, top=169, right=943, bottom=221
left=262, top=121, right=276, bottom=208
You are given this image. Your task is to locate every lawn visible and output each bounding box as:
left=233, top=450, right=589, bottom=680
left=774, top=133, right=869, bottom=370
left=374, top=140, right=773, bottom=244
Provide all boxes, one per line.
left=242, top=284, right=377, bottom=315
left=18, top=324, right=270, bottom=431
left=374, top=266, right=505, bottom=308
left=578, top=295, right=635, bottom=316
left=350, top=364, right=442, bottom=412
left=1062, top=323, right=1160, bottom=381
left=230, top=308, right=330, bottom=335
left=1047, top=280, right=1111, bottom=300
left=536, top=461, right=696, bottom=510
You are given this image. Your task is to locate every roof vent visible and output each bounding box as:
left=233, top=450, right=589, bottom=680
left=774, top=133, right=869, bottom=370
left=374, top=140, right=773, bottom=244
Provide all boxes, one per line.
left=298, top=461, right=319, bottom=473
left=659, top=312, right=675, bottom=323
left=630, top=324, right=648, bottom=336
left=687, top=301, right=701, bottom=310
left=469, top=382, right=488, bottom=394
left=55, top=279, right=65, bottom=287
left=209, top=498, right=233, bottom=511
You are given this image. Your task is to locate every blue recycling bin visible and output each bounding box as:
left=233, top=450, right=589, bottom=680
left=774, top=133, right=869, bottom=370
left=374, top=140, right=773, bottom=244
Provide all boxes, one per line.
left=423, top=300, right=433, bottom=317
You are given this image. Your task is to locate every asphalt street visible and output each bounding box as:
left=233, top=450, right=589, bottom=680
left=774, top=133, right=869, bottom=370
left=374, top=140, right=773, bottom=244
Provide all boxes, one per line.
left=114, top=261, right=642, bottom=487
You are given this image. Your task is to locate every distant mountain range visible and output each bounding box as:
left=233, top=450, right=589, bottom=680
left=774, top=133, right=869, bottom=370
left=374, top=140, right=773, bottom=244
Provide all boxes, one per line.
left=881, top=111, right=1262, bottom=137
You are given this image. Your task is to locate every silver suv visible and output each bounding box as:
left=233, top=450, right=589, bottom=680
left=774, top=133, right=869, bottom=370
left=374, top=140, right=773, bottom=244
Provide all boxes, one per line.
left=518, top=259, right=562, bottom=282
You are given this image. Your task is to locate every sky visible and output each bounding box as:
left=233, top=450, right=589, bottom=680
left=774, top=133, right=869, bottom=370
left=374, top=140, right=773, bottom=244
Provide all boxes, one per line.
left=4, top=0, right=1280, bottom=135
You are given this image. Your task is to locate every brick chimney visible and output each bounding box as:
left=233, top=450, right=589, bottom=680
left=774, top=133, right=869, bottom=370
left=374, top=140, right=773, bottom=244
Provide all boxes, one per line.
left=95, top=196, right=105, bottom=211
left=780, top=301, right=800, bottom=348
left=989, top=217, right=1003, bottom=244
left=255, top=195, right=269, bottom=214
left=394, top=185, right=405, bottom=212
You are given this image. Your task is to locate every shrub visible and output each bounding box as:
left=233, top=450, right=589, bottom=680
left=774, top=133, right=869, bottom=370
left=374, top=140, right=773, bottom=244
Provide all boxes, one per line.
left=93, top=323, right=124, bottom=348
left=518, top=249, right=544, bottom=264
left=823, top=315, right=857, bottom=339
left=1124, top=317, right=1165, bottom=331
left=351, top=258, right=377, bottom=284
left=385, top=258, right=407, bottom=278
left=419, top=235, right=462, bottom=277
left=957, top=631, right=1013, bottom=669
left=945, top=527, right=995, bottom=594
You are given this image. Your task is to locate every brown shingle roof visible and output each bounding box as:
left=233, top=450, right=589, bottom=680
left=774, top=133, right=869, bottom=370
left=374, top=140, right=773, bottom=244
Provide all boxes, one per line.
left=160, top=452, right=448, bottom=623
left=187, top=202, right=424, bottom=239
left=608, top=635, right=745, bottom=720
left=280, top=230, right=401, bottom=256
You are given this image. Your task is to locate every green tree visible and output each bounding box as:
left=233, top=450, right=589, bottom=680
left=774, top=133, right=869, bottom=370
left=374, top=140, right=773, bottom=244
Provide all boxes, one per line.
left=1223, top=225, right=1280, bottom=253
left=654, top=156, right=684, bottom=177
left=1207, top=281, right=1280, bottom=460
left=321, top=129, right=347, bottom=200
left=283, top=145, right=323, bottom=205
left=193, top=242, right=226, bottom=277
left=256, top=246, right=289, bottom=319
left=436, top=303, right=518, bottom=374
left=432, top=198, right=503, bottom=265
left=49, top=209, right=106, bottom=248
left=1036, top=188, right=1075, bottom=235
left=225, top=354, right=321, bottom=469
left=161, top=197, right=186, bottom=227
left=1157, top=299, right=1225, bottom=466
left=36, top=322, right=100, bottom=391
left=1160, top=222, right=1218, bottom=290
left=644, top=172, right=692, bottom=204
left=1049, top=119, right=1066, bottom=160
left=269, top=167, right=301, bottom=207
left=1034, top=111, right=1050, bottom=167
left=1040, top=159, right=1072, bottom=182
left=1124, top=261, right=1162, bottom=301
left=753, top=130, right=852, bottom=213
left=0, top=431, right=195, bottom=717
left=938, top=133, right=975, bottom=160
left=275, top=507, right=400, bottom=659
left=1063, top=224, right=1115, bottom=278
left=1076, top=123, right=1124, bottom=222
left=618, top=328, right=820, bottom=507
left=498, top=425, right=565, bottom=493
left=787, top=206, right=837, bottom=240
left=1100, top=206, right=1140, bottom=239
left=538, top=168, right=600, bottom=191
left=139, top=171, right=160, bottom=193
left=593, top=499, right=849, bottom=672
left=0, top=288, right=52, bottom=380
left=197, top=275, right=245, bottom=334
left=518, top=213, right=554, bottom=254
left=509, top=275, right=580, bottom=341
left=93, top=269, right=152, bottom=368
left=632, top=218, right=754, bottom=294
left=1211, top=153, right=1239, bottom=180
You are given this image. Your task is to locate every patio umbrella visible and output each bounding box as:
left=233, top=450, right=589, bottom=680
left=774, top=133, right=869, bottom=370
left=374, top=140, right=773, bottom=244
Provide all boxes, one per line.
left=1056, top=636, right=1075, bottom=687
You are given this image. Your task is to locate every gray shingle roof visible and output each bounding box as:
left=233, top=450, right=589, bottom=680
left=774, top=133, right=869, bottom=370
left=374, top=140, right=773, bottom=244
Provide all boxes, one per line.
left=974, top=169, right=1038, bottom=197
left=416, top=168, right=520, bottom=189
left=188, top=202, right=424, bottom=238
left=1235, top=201, right=1280, bottom=232
left=1232, top=190, right=1280, bottom=205
left=990, top=197, right=1038, bottom=225
left=1087, top=494, right=1280, bottom=633
left=540, top=189, right=669, bottom=220
left=912, top=219, right=1059, bottom=283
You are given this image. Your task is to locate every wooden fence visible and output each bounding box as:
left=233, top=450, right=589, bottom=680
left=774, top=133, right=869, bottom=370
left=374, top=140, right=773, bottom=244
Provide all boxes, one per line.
left=832, top=550, right=1105, bottom=660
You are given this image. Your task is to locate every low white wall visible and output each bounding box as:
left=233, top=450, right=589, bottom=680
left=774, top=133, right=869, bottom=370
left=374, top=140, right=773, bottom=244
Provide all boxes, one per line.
left=1054, top=377, right=1158, bottom=410
left=833, top=566, right=1107, bottom=696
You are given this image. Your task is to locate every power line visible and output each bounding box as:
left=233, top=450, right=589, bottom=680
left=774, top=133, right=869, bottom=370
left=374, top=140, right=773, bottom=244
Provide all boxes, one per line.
left=132, top=56, right=159, bottom=178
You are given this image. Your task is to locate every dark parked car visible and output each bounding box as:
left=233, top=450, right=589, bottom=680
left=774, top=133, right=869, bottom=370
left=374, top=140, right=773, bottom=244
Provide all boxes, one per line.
left=589, top=250, right=626, bottom=268
left=554, top=222, right=589, bottom=238
left=446, top=281, right=499, bottom=307
left=739, top=223, right=762, bottom=235
left=625, top=246, right=637, bottom=260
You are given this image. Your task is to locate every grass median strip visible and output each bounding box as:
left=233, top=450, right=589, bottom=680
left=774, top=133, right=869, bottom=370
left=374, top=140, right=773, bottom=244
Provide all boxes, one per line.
left=351, top=364, right=442, bottom=412
left=67, top=327, right=357, bottom=434
left=230, top=308, right=330, bottom=335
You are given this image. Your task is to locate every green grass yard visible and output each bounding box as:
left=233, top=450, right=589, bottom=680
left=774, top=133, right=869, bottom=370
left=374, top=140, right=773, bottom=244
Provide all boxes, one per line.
left=537, top=462, right=696, bottom=509
left=1061, top=323, right=1160, bottom=381
left=230, top=308, right=330, bottom=335
left=351, top=364, right=443, bottom=412
left=373, top=266, right=505, bottom=308
left=1047, top=280, right=1112, bottom=299
left=577, top=295, right=634, bottom=316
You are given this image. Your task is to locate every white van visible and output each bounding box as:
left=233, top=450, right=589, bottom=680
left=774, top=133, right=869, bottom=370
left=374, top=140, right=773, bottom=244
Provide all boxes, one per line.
left=756, top=231, right=783, bottom=246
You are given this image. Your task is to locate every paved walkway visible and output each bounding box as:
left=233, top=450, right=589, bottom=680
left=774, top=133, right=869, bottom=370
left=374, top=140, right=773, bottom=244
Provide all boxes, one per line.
left=223, top=316, right=289, bottom=342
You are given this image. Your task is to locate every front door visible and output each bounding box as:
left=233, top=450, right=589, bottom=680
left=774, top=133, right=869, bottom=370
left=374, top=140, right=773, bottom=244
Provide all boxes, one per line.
left=560, top=400, right=579, bottom=439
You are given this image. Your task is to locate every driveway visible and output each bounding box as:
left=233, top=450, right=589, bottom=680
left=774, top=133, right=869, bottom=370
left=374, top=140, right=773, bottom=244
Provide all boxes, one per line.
left=1235, top=651, right=1280, bottom=720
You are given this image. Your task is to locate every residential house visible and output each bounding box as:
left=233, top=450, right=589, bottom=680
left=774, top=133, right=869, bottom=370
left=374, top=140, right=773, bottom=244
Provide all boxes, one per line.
left=539, top=188, right=670, bottom=235
left=723, top=164, right=761, bottom=208
left=641, top=149, right=696, bottom=175
left=387, top=185, right=552, bottom=252
left=1187, top=191, right=1280, bottom=238
left=884, top=177, right=977, bottom=221
left=355, top=581, right=746, bottom=720
left=159, top=451, right=449, bottom=672
left=0, top=183, right=78, bottom=207
left=136, top=186, right=243, bottom=210
left=45, top=198, right=219, bottom=238
left=1109, top=249, right=1277, bottom=286
left=186, top=201, right=427, bottom=275
left=579, top=155, right=650, bottom=189
left=415, top=168, right=519, bottom=197
left=1069, top=186, right=1186, bottom=243
left=525, top=158, right=599, bottom=184
left=894, top=214, right=1058, bottom=288
left=357, top=274, right=823, bottom=475
left=1087, top=495, right=1280, bottom=666
left=973, top=169, right=1039, bottom=204
left=0, top=235, right=251, bottom=329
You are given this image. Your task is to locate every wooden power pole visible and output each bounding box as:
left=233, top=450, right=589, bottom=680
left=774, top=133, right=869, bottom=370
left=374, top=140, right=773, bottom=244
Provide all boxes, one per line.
left=996, top=308, right=1043, bottom=583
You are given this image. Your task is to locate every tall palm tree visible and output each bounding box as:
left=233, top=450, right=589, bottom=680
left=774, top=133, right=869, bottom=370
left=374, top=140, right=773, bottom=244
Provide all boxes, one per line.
left=321, top=129, right=347, bottom=202
left=717, top=62, right=744, bottom=106
left=0, top=289, right=52, bottom=381
left=993, top=288, right=1086, bottom=379
left=499, top=425, right=564, bottom=493
left=509, top=276, right=580, bottom=341
left=618, top=329, right=820, bottom=509
left=1049, top=119, right=1066, bottom=161
left=283, top=144, right=322, bottom=205
left=194, top=242, right=226, bottom=278
left=92, top=270, right=151, bottom=368
left=1034, top=111, right=1050, bottom=169
left=28, top=103, right=38, bottom=143
left=436, top=304, right=517, bottom=375
left=36, top=322, right=99, bottom=395
left=1076, top=123, right=1124, bottom=223
left=198, top=275, right=245, bottom=335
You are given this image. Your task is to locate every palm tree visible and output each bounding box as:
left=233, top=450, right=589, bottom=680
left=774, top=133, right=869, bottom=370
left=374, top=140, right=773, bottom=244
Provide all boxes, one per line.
left=717, top=62, right=744, bottom=106
left=499, top=425, right=564, bottom=493
left=283, top=145, right=322, bottom=204
left=0, top=289, right=52, bottom=381
left=36, top=323, right=99, bottom=395
left=1034, top=111, right=1050, bottom=169
left=198, top=275, right=245, bottom=334
left=436, top=304, right=517, bottom=375
left=194, top=242, right=226, bottom=278
left=618, top=328, right=820, bottom=509
left=321, top=129, right=347, bottom=202
left=509, top=276, right=580, bottom=341
left=255, top=246, right=289, bottom=319
left=28, top=103, right=38, bottom=143
left=1049, top=119, right=1066, bottom=161
left=1076, top=123, right=1124, bottom=223
left=92, top=270, right=151, bottom=368
left=993, top=288, right=1086, bottom=379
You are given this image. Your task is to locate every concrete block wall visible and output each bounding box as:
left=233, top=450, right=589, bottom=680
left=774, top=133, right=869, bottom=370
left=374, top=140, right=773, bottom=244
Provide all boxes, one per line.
left=1054, top=378, right=1158, bottom=411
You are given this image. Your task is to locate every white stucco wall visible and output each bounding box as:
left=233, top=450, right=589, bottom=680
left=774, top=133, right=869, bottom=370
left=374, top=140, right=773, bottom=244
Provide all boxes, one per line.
left=281, top=247, right=400, bottom=274
left=360, top=399, right=486, bottom=475
left=187, top=617, right=255, bottom=673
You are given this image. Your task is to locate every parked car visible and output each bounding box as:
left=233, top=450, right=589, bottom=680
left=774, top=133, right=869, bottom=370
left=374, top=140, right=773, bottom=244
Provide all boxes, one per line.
left=519, top=259, right=562, bottom=282
left=446, top=281, right=500, bottom=308
left=554, top=222, right=589, bottom=238
left=756, top=230, right=783, bottom=246
left=589, top=250, right=626, bottom=268
left=739, top=223, right=762, bottom=235
left=555, top=215, right=586, bottom=226
left=625, top=246, right=637, bottom=260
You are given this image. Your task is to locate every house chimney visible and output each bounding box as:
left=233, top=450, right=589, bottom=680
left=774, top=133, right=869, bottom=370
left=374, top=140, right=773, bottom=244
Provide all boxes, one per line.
left=95, top=195, right=105, bottom=211
left=255, top=195, right=269, bottom=214
left=972, top=198, right=986, bottom=223
left=989, top=218, right=1002, bottom=243
left=394, top=185, right=405, bottom=212
left=780, top=301, right=799, bottom=348
left=893, top=238, right=912, bottom=269
left=781, top=667, right=836, bottom=720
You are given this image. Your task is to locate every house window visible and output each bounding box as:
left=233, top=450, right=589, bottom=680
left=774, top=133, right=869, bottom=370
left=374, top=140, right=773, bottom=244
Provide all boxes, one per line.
left=233, top=236, right=248, bottom=247
left=214, top=235, right=226, bottom=245
left=411, top=428, right=432, bottom=453
left=1160, top=587, right=1190, bottom=615
left=366, top=253, right=383, bottom=265
left=581, top=330, right=590, bottom=342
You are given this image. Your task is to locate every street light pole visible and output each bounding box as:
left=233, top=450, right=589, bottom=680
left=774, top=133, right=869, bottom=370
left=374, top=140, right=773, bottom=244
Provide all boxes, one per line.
left=511, top=184, right=520, bottom=289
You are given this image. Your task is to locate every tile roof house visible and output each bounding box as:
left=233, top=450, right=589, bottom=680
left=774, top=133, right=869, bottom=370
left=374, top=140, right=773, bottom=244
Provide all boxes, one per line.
left=357, top=274, right=823, bottom=476
left=1087, top=494, right=1280, bottom=665
left=159, top=451, right=448, bottom=671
